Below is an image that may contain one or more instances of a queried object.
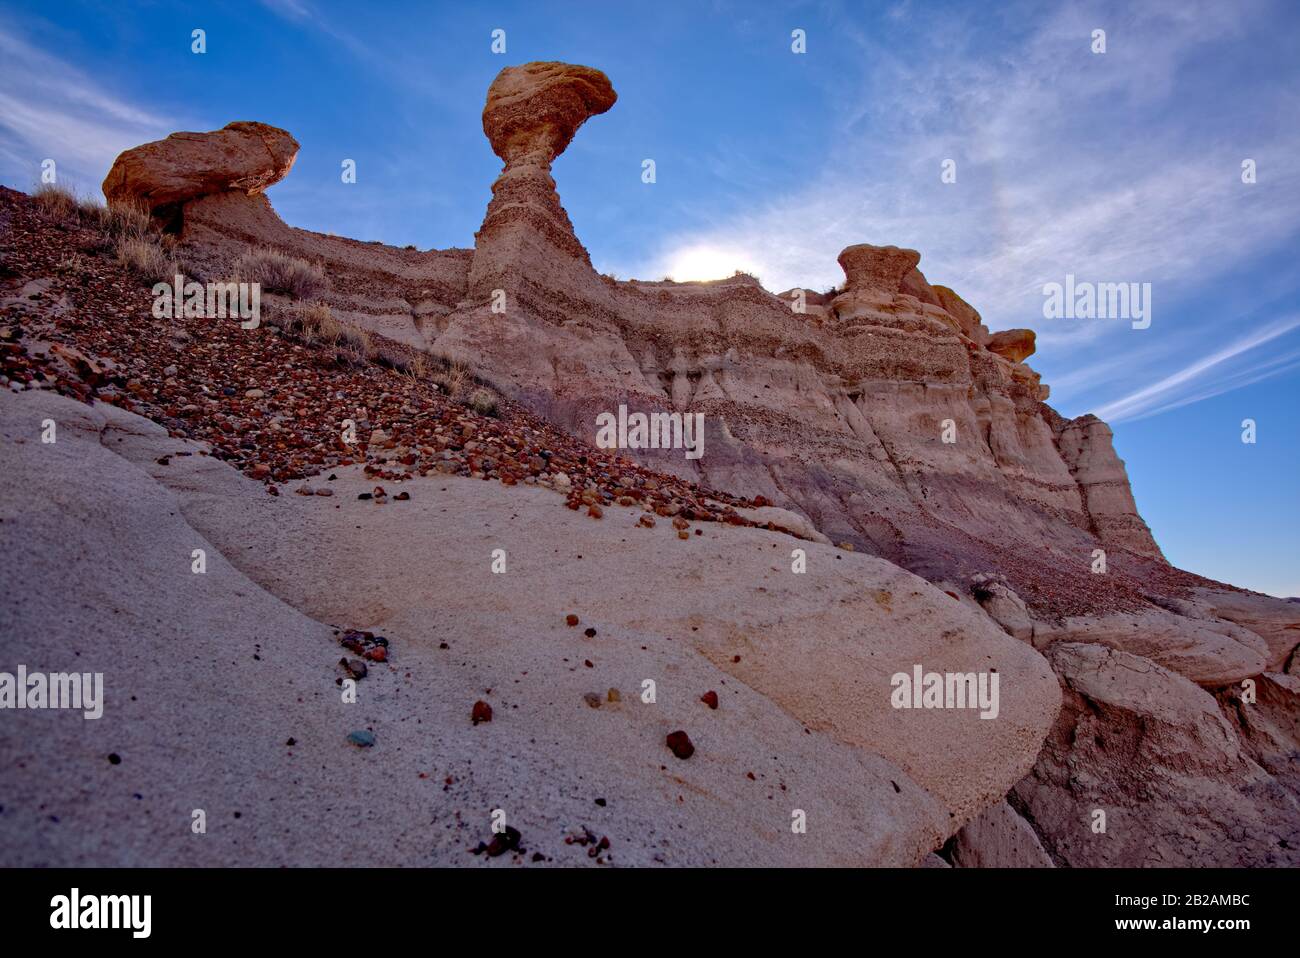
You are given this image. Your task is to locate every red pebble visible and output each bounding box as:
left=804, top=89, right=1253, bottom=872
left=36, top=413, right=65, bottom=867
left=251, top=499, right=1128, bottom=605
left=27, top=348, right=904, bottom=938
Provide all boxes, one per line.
left=471, top=700, right=492, bottom=725
left=666, top=730, right=694, bottom=760
left=700, top=690, right=719, bottom=710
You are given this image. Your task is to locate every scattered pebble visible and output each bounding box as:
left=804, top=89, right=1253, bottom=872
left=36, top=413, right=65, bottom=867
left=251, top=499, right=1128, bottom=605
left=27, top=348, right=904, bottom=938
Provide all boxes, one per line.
left=666, top=730, right=694, bottom=760
left=483, top=825, right=522, bottom=857
left=340, top=629, right=389, bottom=663
left=340, top=657, right=367, bottom=680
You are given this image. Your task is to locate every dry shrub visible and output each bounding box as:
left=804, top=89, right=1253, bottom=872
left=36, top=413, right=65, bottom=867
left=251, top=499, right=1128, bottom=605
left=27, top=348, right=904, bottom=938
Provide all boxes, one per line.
left=336, top=323, right=372, bottom=360
left=94, top=201, right=152, bottom=242
left=33, top=185, right=155, bottom=245
left=289, top=301, right=340, bottom=345
left=115, top=236, right=177, bottom=284
left=430, top=357, right=471, bottom=398
left=234, top=247, right=328, bottom=299
left=467, top=388, right=499, bottom=417
left=32, top=183, right=79, bottom=220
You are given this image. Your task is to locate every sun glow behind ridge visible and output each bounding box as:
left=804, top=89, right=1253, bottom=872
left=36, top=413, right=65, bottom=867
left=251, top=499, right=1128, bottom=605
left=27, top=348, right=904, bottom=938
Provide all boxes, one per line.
left=662, top=244, right=760, bottom=282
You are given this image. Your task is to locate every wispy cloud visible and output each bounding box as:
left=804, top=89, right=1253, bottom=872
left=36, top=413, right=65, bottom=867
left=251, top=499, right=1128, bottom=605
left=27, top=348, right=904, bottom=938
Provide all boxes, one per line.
left=0, top=24, right=176, bottom=195
left=255, top=0, right=465, bottom=113
left=258, top=0, right=376, bottom=65
left=1091, top=316, right=1300, bottom=422
left=623, top=0, right=1300, bottom=420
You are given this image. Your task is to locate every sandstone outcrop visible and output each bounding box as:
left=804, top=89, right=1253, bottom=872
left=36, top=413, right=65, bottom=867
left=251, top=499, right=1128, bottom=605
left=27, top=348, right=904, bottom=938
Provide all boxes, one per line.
left=1035, top=609, right=1268, bottom=686
left=985, top=328, right=1036, bottom=363
left=1, top=388, right=1060, bottom=865
left=470, top=61, right=617, bottom=295
left=102, top=121, right=298, bottom=230
left=1013, top=643, right=1299, bottom=866
left=1188, top=587, right=1300, bottom=672
left=1054, top=413, right=1163, bottom=559
left=838, top=243, right=921, bottom=292
left=85, top=60, right=1300, bottom=868
left=481, top=61, right=617, bottom=165
left=950, top=799, right=1055, bottom=867
left=970, top=573, right=1033, bottom=641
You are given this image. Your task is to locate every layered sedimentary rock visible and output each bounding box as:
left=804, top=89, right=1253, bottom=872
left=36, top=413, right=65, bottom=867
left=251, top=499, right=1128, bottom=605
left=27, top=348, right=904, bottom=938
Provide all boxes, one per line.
left=1014, top=644, right=1299, bottom=866
left=97, top=60, right=1300, bottom=866
left=470, top=62, right=617, bottom=290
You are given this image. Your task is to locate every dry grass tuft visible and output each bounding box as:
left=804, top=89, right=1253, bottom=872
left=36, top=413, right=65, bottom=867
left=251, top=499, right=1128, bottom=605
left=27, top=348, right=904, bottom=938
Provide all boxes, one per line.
left=94, top=201, right=152, bottom=242
left=467, top=388, right=499, bottom=417
left=115, top=236, right=177, bottom=285
left=430, top=356, right=471, bottom=398
left=32, top=183, right=79, bottom=220
left=234, top=247, right=328, bottom=300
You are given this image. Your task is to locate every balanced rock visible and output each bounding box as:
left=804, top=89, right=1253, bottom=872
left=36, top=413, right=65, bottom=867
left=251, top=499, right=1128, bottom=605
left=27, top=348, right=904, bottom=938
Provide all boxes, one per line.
left=102, top=121, right=298, bottom=227
left=837, top=244, right=922, bottom=293
left=467, top=62, right=619, bottom=298
left=986, top=328, right=1036, bottom=363
left=482, top=61, right=617, bottom=166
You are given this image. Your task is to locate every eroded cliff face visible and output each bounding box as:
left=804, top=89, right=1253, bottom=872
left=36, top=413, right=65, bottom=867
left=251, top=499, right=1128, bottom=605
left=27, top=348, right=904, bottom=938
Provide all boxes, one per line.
left=431, top=63, right=1169, bottom=622
left=98, top=61, right=1300, bottom=866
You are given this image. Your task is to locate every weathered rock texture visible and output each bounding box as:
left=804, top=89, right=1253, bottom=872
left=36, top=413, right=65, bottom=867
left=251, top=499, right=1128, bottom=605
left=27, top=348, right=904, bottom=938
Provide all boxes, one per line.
left=471, top=61, right=617, bottom=294
left=90, top=60, right=1300, bottom=867
left=950, top=799, right=1055, bottom=868
left=102, top=121, right=299, bottom=231
left=0, top=389, right=1059, bottom=866
left=1013, top=644, right=1299, bottom=866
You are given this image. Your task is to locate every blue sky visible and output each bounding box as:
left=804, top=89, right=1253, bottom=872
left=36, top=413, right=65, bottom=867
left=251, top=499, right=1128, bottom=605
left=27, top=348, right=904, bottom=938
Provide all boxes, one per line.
left=1, top=0, right=1296, bottom=595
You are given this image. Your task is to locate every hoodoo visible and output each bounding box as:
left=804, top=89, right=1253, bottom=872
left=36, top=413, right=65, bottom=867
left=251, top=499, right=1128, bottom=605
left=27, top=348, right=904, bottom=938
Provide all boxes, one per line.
left=4, top=57, right=1295, bottom=871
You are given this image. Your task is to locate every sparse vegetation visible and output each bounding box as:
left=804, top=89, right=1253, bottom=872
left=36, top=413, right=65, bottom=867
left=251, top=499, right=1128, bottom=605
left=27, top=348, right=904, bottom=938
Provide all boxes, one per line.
left=33, top=184, right=182, bottom=285
left=336, top=322, right=372, bottom=355
left=95, top=201, right=152, bottom=243
left=270, top=301, right=375, bottom=362
left=32, top=184, right=155, bottom=245
left=115, top=236, right=177, bottom=284
left=234, top=247, right=328, bottom=299
left=468, top=388, right=499, bottom=417
left=32, top=182, right=80, bottom=219
left=430, top=356, right=471, bottom=398
left=421, top=352, right=501, bottom=414
left=283, top=301, right=342, bottom=346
